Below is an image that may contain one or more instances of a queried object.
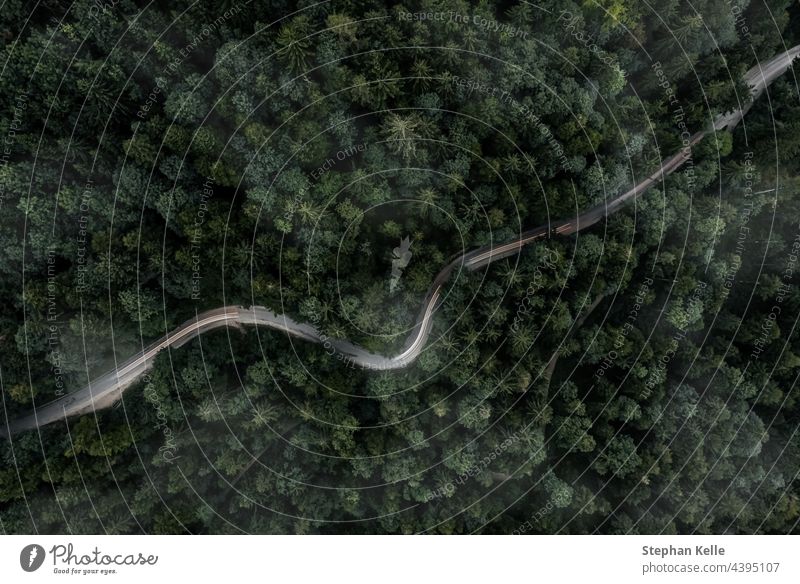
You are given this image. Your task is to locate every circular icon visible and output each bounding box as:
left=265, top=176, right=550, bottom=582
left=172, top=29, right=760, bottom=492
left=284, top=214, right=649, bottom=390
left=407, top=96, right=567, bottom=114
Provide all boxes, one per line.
left=20, top=544, right=45, bottom=572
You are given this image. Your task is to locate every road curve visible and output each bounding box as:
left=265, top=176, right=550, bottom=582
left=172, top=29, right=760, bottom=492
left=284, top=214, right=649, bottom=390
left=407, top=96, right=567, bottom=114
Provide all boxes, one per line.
left=2, top=46, right=797, bottom=438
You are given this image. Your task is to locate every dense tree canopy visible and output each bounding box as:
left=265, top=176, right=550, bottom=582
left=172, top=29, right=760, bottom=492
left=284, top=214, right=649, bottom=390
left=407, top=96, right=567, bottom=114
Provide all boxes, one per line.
left=1, top=0, right=799, bottom=534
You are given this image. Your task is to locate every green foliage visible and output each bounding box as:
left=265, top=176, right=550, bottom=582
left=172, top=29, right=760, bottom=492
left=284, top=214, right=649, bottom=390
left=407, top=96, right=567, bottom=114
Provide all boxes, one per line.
left=0, top=0, right=798, bottom=536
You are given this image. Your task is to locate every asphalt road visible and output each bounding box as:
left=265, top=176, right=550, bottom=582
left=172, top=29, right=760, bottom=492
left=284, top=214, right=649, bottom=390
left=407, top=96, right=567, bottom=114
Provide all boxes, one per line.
left=2, top=45, right=797, bottom=438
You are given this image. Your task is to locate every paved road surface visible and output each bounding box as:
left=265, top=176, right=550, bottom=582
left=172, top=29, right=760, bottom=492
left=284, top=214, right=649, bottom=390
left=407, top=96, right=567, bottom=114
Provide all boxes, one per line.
left=2, top=46, right=797, bottom=438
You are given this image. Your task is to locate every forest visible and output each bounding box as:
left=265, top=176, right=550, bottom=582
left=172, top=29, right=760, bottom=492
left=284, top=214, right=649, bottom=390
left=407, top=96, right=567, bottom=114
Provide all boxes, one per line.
left=1, top=0, right=799, bottom=534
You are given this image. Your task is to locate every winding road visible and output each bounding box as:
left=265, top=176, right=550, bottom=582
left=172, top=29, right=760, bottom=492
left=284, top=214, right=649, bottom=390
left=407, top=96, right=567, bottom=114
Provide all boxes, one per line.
left=2, top=46, right=797, bottom=438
